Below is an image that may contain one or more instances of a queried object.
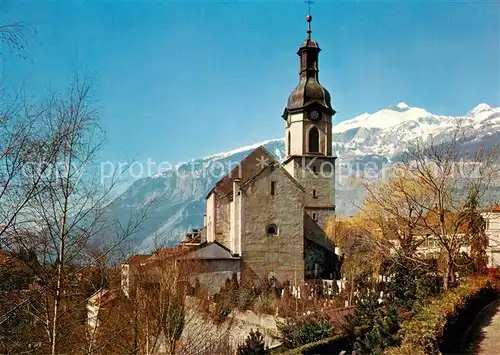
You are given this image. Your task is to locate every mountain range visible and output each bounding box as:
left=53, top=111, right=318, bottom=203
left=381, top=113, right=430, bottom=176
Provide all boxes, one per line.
left=108, top=103, right=500, bottom=252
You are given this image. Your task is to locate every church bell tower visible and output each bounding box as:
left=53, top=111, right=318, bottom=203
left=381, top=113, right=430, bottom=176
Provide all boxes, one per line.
left=282, top=14, right=337, bottom=225
left=283, top=14, right=336, bottom=158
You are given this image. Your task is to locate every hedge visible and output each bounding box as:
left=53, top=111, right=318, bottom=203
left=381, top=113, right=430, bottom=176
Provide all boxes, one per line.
left=279, top=334, right=349, bottom=355
left=384, top=277, right=498, bottom=355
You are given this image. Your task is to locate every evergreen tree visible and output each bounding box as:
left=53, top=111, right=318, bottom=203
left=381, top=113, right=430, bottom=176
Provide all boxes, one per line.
left=386, top=258, right=442, bottom=309
left=463, top=191, right=489, bottom=273
left=353, top=308, right=400, bottom=355
left=231, top=272, right=240, bottom=290
left=342, top=288, right=380, bottom=344
left=237, top=329, right=270, bottom=355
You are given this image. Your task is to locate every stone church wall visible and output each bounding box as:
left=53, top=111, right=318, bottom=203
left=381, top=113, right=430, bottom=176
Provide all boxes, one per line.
left=214, top=195, right=232, bottom=250
left=240, top=166, right=305, bottom=285
left=286, top=156, right=336, bottom=208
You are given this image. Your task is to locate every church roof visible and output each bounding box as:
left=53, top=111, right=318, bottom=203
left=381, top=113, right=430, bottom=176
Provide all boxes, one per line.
left=206, top=146, right=278, bottom=199
left=305, top=234, right=334, bottom=252
left=240, top=159, right=305, bottom=193
left=286, top=77, right=334, bottom=115
left=179, top=241, right=240, bottom=260
left=304, top=212, right=334, bottom=252
left=299, top=38, right=320, bottom=50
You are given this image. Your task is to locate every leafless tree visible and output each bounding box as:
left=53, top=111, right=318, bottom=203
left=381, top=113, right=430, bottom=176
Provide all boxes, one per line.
left=355, top=123, right=500, bottom=289
left=123, top=249, right=234, bottom=355
left=0, top=75, right=150, bottom=354
left=326, top=217, right=384, bottom=305
left=0, top=22, right=36, bottom=59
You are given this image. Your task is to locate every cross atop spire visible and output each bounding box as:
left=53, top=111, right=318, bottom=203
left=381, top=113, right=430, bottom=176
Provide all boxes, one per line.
left=305, top=0, right=314, bottom=15
left=305, top=0, right=314, bottom=39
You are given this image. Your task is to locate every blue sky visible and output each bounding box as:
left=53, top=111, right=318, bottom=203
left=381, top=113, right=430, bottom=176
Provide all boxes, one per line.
left=2, top=0, right=499, bottom=166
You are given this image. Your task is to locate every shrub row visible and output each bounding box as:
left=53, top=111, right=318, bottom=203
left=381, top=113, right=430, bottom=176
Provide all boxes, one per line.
left=385, top=277, right=498, bottom=355
left=277, top=314, right=334, bottom=349
left=279, top=334, right=348, bottom=355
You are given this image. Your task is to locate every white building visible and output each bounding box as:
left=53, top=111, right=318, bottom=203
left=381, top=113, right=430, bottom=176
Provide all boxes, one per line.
left=86, top=289, right=117, bottom=332
left=482, top=206, right=500, bottom=268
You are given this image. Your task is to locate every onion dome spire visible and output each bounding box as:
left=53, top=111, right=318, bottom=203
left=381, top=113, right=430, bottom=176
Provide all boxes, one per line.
left=283, top=13, right=335, bottom=118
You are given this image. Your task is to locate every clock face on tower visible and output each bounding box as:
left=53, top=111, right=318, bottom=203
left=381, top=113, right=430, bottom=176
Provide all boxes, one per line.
left=308, top=110, right=321, bottom=121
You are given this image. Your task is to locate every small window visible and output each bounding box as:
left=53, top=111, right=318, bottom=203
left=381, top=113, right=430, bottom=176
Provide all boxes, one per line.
left=313, top=189, right=317, bottom=198
left=267, top=224, right=278, bottom=236
left=312, top=213, right=317, bottom=221
left=271, top=181, right=276, bottom=196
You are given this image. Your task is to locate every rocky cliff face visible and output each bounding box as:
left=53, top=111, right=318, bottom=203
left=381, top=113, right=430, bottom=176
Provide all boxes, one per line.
left=108, top=103, right=500, bottom=251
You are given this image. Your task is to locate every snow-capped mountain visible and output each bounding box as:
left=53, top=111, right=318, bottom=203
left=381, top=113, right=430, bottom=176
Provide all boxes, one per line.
left=332, top=102, right=500, bottom=158
left=108, top=103, right=500, bottom=251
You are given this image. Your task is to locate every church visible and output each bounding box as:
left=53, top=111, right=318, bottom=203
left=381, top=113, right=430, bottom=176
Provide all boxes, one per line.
left=179, top=15, right=340, bottom=290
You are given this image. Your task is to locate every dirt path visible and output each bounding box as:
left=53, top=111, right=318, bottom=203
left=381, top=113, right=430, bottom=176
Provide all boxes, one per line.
left=469, top=299, right=500, bottom=355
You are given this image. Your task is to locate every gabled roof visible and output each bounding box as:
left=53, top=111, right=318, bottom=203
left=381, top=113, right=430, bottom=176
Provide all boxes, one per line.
left=179, top=241, right=240, bottom=260
left=240, top=160, right=305, bottom=193
left=305, top=233, right=334, bottom=252
left=484, top=205, right=500, bottom=213
left=303, top=213, right=334, bottom=252
left=206, top=146, right=279, bottom=199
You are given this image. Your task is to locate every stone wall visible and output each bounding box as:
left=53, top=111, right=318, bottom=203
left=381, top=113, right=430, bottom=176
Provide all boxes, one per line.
left=215, top=195, right=232, bottom=250
left=228, top=310, right=282, bottom=349
left=240, top=166, right=305, bottom=285
left=179, top=304, right=282, bottom=353
left=288, top=156, right=335, bottom=208
left=283, top=156, right=336, bottom=243
left=304, top=207, right=336, bottom=238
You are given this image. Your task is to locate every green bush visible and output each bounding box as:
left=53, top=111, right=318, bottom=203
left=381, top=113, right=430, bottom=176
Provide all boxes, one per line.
left=386, top=261, right=442, bottom=309
left=353, top=307, right=400, bottom=355
left=341, top=264, right=439, bottom=355
left=237, top=329, right=270, bottom=355
left=277, top=313, right=333, bottom=349
left=384, top=277, right=495, bottom=355
left=342, top=289, right=379, bottom=343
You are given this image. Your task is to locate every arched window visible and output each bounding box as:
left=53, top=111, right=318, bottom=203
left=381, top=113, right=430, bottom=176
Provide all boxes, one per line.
left=288, top=131, right=291, bottom=155
left=266, top=224, right=278, bottom=236
left=308, top=126, right=319, bottom=153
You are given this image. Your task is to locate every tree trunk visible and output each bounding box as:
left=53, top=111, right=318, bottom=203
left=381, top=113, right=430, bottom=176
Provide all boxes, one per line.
left=134, top=307, right=139, bottom=355
left=51, top=139, right=72, bottom=355
left=348, top=274, right=354, bottom=306
left=51, top=223, right=65, bottom=355
left=443, top=256, right=454, bottom=290
left=450, top=262, right=456, bottom=287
